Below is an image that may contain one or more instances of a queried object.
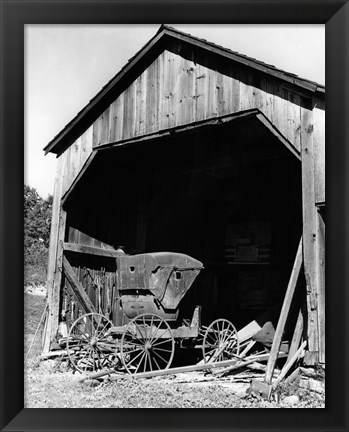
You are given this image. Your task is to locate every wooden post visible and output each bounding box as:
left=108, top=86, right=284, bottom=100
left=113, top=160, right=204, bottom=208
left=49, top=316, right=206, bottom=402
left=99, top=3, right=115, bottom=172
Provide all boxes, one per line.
left=316, top=207, right=325, bottom=363
left=43, top=158, right=65, bottom=353
left=264, top=237, right=303, bottom=385
left=301, top=101, right=319, bottom=365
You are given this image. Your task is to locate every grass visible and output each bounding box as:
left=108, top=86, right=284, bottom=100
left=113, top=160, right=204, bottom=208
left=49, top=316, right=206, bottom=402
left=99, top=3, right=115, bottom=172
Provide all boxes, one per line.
left=24, top=293, right=325, bottom=408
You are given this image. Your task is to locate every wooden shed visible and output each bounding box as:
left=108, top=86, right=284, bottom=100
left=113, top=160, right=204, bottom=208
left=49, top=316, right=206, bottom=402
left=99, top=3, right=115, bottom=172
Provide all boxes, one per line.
left=42, top=25, right=325, bottom=366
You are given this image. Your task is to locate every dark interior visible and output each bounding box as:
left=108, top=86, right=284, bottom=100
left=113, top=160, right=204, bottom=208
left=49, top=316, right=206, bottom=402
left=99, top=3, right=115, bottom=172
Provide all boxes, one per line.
left=64, top=116, right=302, bottom=330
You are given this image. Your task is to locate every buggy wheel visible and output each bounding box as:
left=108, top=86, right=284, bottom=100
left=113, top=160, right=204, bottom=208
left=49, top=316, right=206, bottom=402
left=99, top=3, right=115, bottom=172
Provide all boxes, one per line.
left=202, top=318, right=239, bottom=363
left=67, top=312, right=117, bottom=373
left=120, top=313, right=175, bottom=374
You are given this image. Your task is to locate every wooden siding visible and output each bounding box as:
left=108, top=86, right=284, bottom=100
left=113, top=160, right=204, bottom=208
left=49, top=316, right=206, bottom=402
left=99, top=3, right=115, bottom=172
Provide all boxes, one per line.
left=91, top=49, right=314, bottom=154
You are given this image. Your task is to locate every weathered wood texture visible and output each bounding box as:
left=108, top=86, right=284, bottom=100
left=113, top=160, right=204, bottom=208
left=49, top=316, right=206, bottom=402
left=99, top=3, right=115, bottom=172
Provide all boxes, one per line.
left=300, top=100, right=320, bottom=364
left=316, top=208, right=325, bottom=363
left=91, top=49, right=322, bottom=156
left=46, top=44, right=325, bottom=361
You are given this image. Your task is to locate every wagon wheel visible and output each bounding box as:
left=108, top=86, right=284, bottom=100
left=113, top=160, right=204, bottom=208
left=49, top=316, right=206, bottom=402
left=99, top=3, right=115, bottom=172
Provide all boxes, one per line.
left=202, top=318, right=240, bottom=363
left=67, top=312, right=117, bottom=373
left=120, top=313, right=175, bottom=374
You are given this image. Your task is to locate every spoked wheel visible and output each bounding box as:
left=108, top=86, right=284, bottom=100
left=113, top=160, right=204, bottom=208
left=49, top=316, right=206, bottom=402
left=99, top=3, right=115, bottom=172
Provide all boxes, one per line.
left=67, top=312, right=117, bottom=374
left=202, top=318, right=240, bottom=363
left=120, top=313, right=175, bottom=374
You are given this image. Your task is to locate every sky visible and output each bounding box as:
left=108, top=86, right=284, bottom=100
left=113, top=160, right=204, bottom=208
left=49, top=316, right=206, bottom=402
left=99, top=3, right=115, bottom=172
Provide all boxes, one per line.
left=25, top=24, right=325, bottom=199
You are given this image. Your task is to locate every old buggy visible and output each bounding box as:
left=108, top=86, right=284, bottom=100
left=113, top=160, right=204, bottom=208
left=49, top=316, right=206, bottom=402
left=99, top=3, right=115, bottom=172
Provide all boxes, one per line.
left=67, top=252, right=240, bottom=374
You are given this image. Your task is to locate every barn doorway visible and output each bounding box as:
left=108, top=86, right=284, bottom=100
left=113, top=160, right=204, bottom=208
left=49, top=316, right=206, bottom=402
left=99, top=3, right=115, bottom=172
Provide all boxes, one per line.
left=63, top=113, right=303, bottom=331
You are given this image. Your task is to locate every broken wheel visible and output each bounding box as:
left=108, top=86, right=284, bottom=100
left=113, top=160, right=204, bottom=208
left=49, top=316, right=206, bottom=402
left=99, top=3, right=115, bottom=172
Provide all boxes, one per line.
left=202, top=318, right=240, bottom=363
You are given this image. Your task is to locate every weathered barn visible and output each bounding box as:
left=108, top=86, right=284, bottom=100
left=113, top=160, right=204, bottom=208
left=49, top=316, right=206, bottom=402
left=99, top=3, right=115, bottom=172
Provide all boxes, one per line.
left=42, top=25, right=325, bottom=366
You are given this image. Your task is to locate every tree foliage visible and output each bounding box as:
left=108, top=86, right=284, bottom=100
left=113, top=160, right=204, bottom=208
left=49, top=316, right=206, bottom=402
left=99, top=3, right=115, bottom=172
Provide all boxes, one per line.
left=24, top=185, right=53, bottom=285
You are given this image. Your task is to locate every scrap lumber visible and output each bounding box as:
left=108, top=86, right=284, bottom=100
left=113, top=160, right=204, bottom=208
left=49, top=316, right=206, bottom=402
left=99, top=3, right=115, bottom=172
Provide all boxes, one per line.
left=264, top=237, right=303, bottom=385
left=271, top=340, right=307, bottom=389
left=81, top=358, right=242, bottom=382
left=286, top=304, right=305, bottom=363
left=62, top=256, right=97, bottom=315
left=214, top=352, right=287, bottom=377
left=41, top=349, right=74, bottom=359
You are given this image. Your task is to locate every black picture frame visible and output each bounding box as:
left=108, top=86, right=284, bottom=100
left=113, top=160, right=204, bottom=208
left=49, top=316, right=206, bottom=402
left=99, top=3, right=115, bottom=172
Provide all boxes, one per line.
left=1, top=1, right=348, bottom=431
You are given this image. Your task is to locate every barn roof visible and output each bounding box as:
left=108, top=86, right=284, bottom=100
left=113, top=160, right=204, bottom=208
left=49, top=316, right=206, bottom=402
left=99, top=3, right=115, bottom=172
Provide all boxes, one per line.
left=44, top=24, right=325, bottom=155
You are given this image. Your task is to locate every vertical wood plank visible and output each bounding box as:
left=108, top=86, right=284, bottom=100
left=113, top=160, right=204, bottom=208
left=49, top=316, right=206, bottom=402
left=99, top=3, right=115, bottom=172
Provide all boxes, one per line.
left=43, top=156, right=64, bottom=353
left=195, top=62, right=208, bottom=122
left=146, top=58, right=158, bottom=133
left=300, top=100, right=319, bottom=363
left=286, top=91, right=302, bottom=152
left=80, top=126, right=93, bottom=168
left=313, top=103, right=325, bottom=204
left=316, top=207, right=325, bottom=363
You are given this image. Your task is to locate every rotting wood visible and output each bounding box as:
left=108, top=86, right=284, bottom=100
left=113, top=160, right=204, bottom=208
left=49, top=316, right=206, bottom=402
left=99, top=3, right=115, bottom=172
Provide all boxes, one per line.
left=264, top=237, right=303, bottom=385
left=63, top=242, right=120, bottom=259
left=62, top=256, right=97, bottom=315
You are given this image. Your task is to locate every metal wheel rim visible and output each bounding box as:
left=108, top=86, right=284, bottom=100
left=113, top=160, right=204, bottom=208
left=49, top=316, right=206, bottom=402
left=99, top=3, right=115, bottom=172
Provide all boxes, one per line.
left=202, top=318, right=239, bottom=363
left=120, top=313, right=175, bottom=374
left=67, top=312, right=115, bottom=373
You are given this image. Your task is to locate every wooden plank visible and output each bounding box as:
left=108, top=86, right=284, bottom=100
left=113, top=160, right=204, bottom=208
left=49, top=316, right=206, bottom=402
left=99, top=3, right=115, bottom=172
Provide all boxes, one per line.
left=182, top=55, right=196, bottom=124
left=96, top=109, right=260, bottom=153
left=286, top=91, right=302, bottom=153
left=286, top=305, right=305, bottom=364
left=271, top=81, right=289, bottom=139
left=43, top=150, right=69, bottom=352
left=300, top=101, right=319, bottom=362
left=63, top=242, right=119, bottom=258
left=145, top=57, right=158, bottom=133
left=195, top=61, right=209, bottom=122
left=62, top=256, right=97, bottom=315
left=272, top=340, right=307, bottom=389
left=43, top=157, right=64, bottom=353
left=316, top=208, right=325, bottom=363
left=135, top=70, right=147, bottom=136
left=80, top=126, right=93, bottom=168
left=264, top=237, right=303, bottom=384
left=313, top=102, right=325, bottom=204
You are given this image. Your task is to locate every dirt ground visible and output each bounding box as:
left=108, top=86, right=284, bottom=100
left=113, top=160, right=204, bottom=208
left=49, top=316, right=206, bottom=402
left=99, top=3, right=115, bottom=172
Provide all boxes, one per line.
left=24, top=291, right=325, bottom=408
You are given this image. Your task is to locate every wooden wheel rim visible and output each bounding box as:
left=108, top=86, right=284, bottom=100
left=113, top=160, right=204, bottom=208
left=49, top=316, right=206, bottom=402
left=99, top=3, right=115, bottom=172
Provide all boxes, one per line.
left=67, top=312, right=115, bottom=373
left=202, top=318, right=239, bottom=363
left=120, top=313, right=175, bottom=374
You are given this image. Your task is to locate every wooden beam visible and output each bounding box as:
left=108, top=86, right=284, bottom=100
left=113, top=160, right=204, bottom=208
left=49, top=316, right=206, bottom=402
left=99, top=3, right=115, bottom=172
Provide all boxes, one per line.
left=43, top=156, right=67, bottom=354
left=94, top=109, right=259, bottom=152
left=62, top=256, right=97, bottom=315
left=63, top=242, right=119, bottom=259
left=301, top=102, right=319, bottom=363
left=316, top=208, right=325, bottom=363
left=264, top=237, right=303, bottom=385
